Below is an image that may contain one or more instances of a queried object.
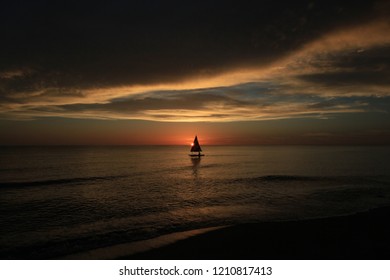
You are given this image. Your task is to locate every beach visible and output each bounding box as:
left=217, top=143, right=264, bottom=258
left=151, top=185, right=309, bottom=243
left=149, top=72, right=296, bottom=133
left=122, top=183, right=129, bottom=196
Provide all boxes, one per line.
left=61, top=206, right=390, bottom=260
left=128, top=206, right=390, bottom=260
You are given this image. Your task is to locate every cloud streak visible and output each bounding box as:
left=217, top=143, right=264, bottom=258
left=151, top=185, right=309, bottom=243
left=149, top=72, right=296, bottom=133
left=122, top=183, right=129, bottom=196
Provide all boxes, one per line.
left=3, top=82, right=389, bottom=122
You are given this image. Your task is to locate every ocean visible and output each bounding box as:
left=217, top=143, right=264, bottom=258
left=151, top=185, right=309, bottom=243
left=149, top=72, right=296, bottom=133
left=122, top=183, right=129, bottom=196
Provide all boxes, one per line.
left=1, top=145, right=390, bottom=259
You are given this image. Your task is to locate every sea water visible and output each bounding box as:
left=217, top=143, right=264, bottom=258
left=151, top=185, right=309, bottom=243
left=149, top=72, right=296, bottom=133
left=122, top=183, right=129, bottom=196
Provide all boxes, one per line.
left=0, top=145, right=390, bottom=259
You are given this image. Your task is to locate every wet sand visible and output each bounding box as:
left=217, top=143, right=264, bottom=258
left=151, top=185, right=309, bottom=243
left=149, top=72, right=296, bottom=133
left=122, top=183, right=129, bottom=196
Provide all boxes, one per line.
left=62, top=226, right=224, bottom=260
left=59, top=206, right=390, bottom=260
left=121, top=206, right=390, bottom=260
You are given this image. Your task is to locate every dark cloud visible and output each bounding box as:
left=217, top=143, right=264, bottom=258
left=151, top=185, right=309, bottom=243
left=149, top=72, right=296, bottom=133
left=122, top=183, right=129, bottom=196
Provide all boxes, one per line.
left=308, top=96, right=390, bottom=112
left=297, top=46, right=390, bottom=87
left=0, top=0, right=378, bottom=91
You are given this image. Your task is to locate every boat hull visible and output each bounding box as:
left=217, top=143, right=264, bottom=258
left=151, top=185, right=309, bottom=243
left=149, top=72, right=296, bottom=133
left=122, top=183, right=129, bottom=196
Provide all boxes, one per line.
left=189, top=154, right=205, bottom=157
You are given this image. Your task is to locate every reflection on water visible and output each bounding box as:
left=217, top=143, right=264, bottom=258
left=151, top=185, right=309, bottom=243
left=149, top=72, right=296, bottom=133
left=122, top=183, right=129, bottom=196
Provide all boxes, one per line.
left=190, top=157, right=201, bottom=177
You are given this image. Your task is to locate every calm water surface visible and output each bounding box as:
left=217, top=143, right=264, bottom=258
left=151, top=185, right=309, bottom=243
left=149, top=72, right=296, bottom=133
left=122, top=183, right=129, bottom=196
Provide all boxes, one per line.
left=1, top=146, right=390, bottom=258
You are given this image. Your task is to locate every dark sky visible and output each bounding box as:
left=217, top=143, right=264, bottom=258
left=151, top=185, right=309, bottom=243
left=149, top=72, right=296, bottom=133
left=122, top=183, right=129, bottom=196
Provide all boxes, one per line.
left=1, top=0, right=390, bottom=145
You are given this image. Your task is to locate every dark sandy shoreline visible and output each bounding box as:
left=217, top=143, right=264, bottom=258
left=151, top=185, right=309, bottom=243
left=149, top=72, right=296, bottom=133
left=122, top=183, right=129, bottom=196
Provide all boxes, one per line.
left=117, top=206, right=390, bottom=260
left=62, top=206, right=390, bottom=260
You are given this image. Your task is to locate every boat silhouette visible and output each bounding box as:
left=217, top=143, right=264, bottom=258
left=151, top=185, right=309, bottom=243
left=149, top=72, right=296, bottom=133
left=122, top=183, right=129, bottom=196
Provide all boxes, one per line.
left=189, top=135, right=205, bottom=157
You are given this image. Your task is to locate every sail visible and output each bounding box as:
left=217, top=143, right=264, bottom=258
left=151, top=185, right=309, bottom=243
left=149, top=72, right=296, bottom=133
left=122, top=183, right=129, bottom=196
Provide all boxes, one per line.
left=190, top=136, right=202, bottom=152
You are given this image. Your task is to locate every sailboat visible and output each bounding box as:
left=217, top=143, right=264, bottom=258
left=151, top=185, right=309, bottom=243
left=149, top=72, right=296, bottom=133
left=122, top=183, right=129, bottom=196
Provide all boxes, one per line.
left=189, top=135, right=205, bottom=157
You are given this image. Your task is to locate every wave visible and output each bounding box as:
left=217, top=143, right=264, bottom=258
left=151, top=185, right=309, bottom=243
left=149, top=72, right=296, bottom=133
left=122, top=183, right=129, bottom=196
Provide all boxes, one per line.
left=0, top=175, right=127, bottom=188
left=228, top=175, right=390, bottom=187
left=255, top=175, right=319, bottom=181
left=237, top=174, right=388, bottom=182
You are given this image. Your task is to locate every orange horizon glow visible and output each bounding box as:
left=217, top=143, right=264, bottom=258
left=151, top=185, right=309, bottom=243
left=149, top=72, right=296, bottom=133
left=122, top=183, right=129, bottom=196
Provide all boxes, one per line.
left=1, top=114, right=389, bottom=146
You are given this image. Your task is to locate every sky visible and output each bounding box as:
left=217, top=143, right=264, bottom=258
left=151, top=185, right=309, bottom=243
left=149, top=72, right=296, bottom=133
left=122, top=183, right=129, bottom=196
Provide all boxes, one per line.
left=1, top=0, right=390, bottom=145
